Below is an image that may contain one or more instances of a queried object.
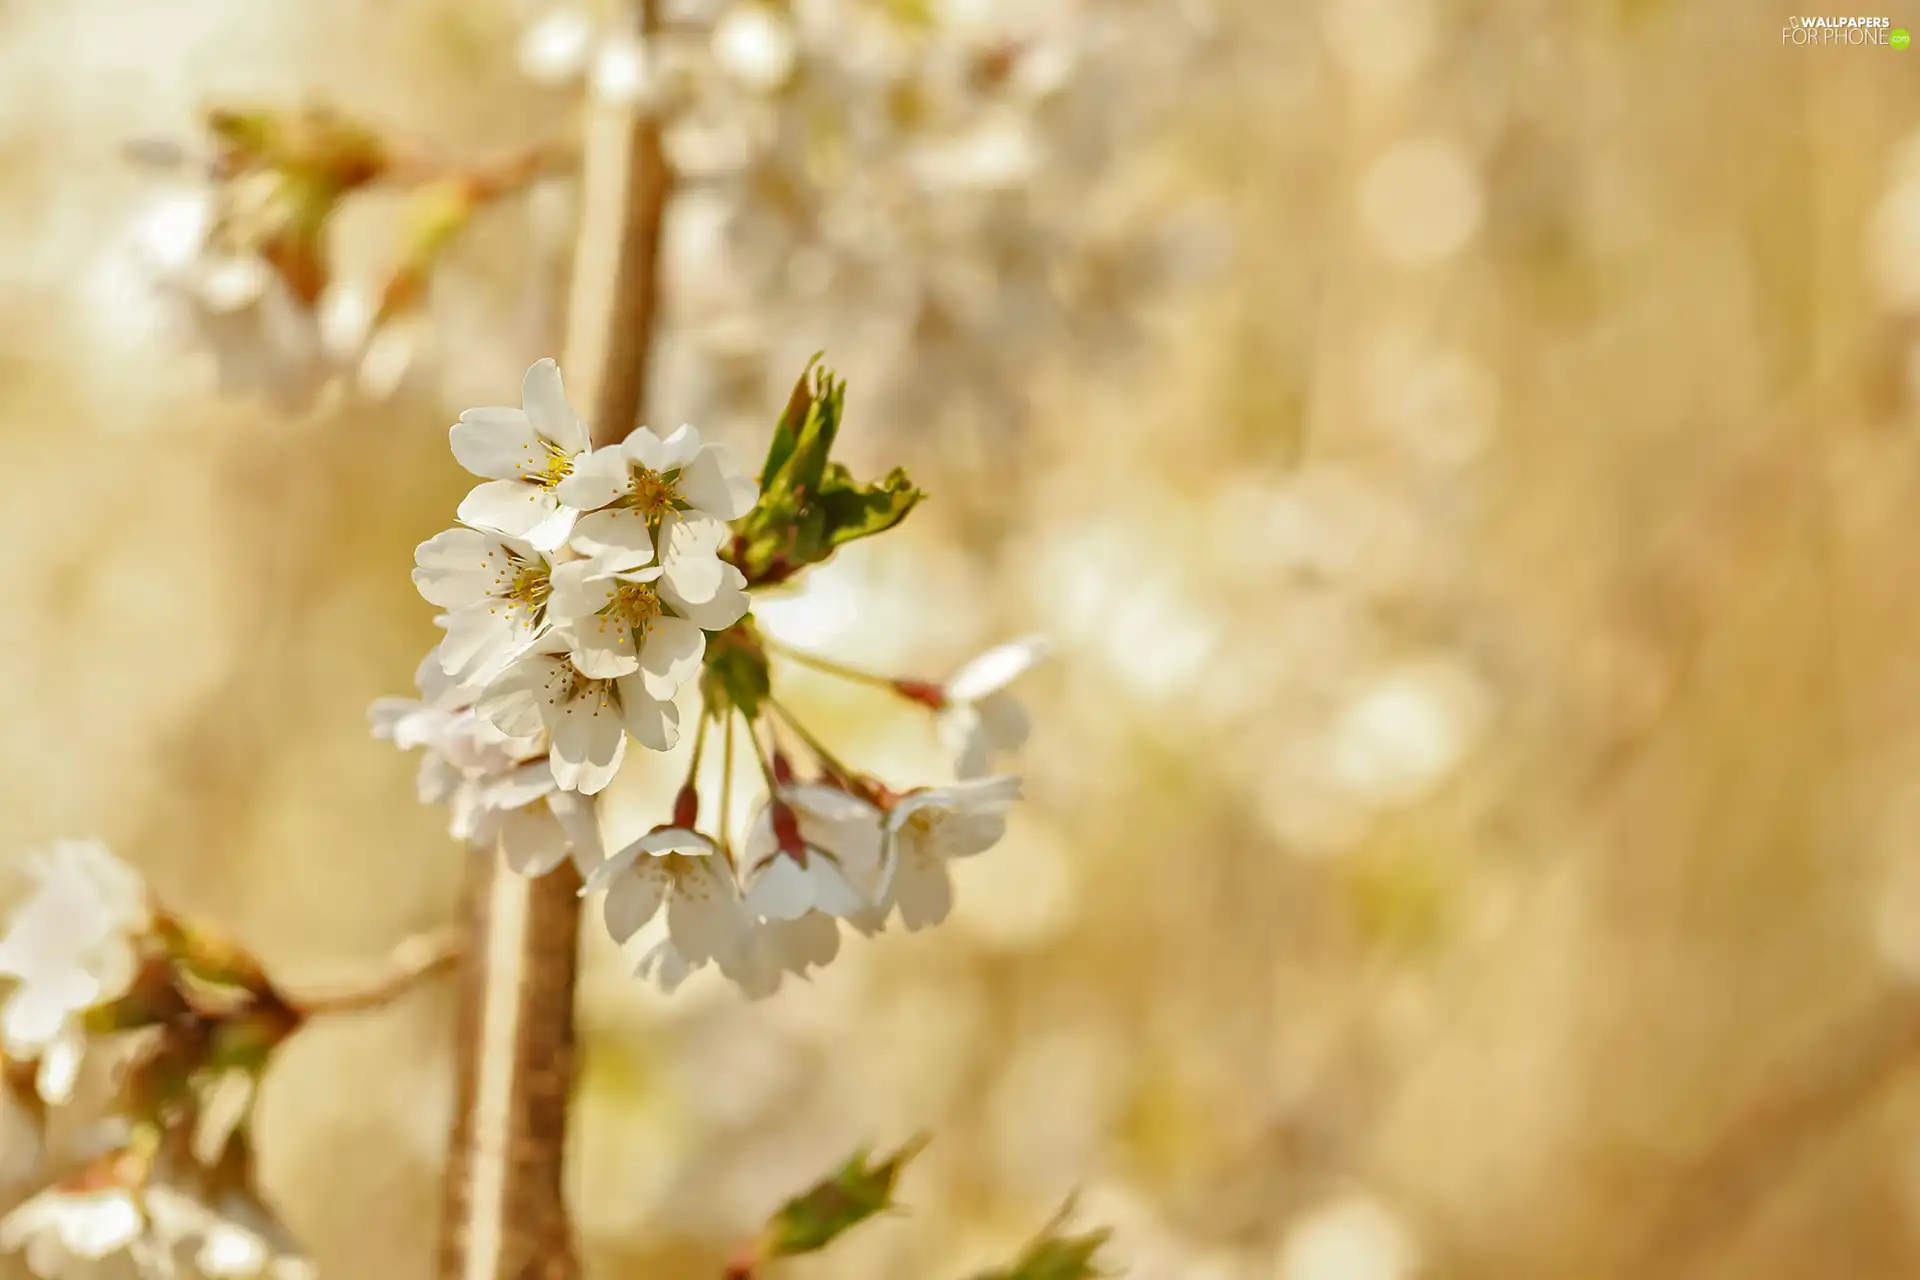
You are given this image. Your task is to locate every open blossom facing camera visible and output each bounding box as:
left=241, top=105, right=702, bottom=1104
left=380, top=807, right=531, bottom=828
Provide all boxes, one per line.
left=412, top=527, right=556, bottom=687
left=450, top=359, right=593, bottom=551
left=379, top=359, right=1042, bottom=996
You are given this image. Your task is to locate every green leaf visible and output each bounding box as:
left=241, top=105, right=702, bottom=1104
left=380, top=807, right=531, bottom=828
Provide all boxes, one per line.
left=759, top=356, right=824, bottom=490
left=737, top=360, right=924, bottom=586
left=809, top=463, right=921, bottom=553
left=969, top=1204, right=1112, bottom=1280
left=757, top=1135, right=928, bottom=1260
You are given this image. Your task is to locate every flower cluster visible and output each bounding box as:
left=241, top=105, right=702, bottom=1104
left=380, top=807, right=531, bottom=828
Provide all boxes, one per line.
left=382, top=356, right=758, bottom=803
left=0, top=842, right=312, bottom=1279
left=127, top=109, right=566, bottom=411
left=139, top=4, right=1208, bottom=436
left=376, top=359, right=1046, bottom=996
left=623, top=0, right=1215, bottom=444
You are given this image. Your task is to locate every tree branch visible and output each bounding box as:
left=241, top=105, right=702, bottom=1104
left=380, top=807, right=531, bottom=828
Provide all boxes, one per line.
left=1627, top=984, right=1920, bottom=1274
left=290, top=927, right=463, bottom=1016
left=435, top=1, right=673, bottom=1276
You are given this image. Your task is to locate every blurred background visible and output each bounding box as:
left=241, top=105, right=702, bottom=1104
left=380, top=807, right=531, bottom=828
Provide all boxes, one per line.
left=5, top=0, right=1920, bottom=1276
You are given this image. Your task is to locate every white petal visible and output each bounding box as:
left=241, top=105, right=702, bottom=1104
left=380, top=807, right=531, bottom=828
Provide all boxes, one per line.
left=657, top=510, right=730, bottom=605
left=457, top=480, right=561, bottom=543
left=627, top=827, right=716, bottom=857
left=934, top=809, right=1008, bottom=860
left=742, top=856, right=817, bottom=920
left=568, top=508, right=656, bottom=569
left=890, top=849, right=954, bottom=931
left=801, top=857, right=869, bottom=918
left=554, top=446, right=631, bottom=512
left=475, top=654, right=560, bottom=739
left=438, top=602, right=534, bottom=683
left=449, top=408, right=540, bottom=480
left=653, top=423, right=703, bottom=469
left=522, top=358, right=588, bottom=453
left=766, top=912, right=841, bottom=969
left=602, top=861, right=668, bottom=942
left=411, top=527, right=508, bottom=609
left=637, top=616, right=705, bottom=700
left=937, top=706, right=993, bottom=779
left=34, top=1028, right=83, bottom=1105
left=568, top=621, right=641, bottom=679
left=679, top=443, right=759, bottom=519
left=614, top=676, right=681, bottom=751
left=521, top=500, right=579, bottom=553
left=946, top=635, right=1049, bottom=702
left=973, top=691, right=1033, bottom=756
left=788, top=783, right=882, bottom=825
left=548, top=559, right=613, bottom=621
left=548, top=789, right=605, bottom=874
left=741, top=800, right=780, bottom=869
left=635, top=940, right=703, bottom=992
left=621, top=426, right=672, bottom=471
left=498, top=806, right=570, bottom=877
left=549, top=702, right=628, bottom=794
left=666, top=861, right=742, bottom=961
left=660, top=564, right=750, bottom=631
left=479, top=761, right=559, bottom=812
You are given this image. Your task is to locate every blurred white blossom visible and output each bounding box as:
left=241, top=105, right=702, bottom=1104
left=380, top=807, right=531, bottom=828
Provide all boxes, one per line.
left=1277, top=1196, right=1419, bottom=1280
left=935, top=636, right=1047, bottom=778
left=0, top=842, right=149, bottom=1106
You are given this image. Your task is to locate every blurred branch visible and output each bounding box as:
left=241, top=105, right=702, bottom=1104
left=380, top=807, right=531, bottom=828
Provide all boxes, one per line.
left=1629, top=985, right=1920, bottom=1273
left=434, top=3, right=673, bottom=1280
left=288, top=927, right=463, bottom=1016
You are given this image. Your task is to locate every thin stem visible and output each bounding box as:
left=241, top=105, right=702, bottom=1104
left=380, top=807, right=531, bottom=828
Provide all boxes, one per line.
left=765, top=696, right=860, bottom=783
left=291, top=927, right=463, bottom=1016
left=686, top=706, right=711, bottom=787
left=746, top=713, right=781, bottom=794
left=719, top=710, right=738, bottom=870
left=761, top=637, right=902, bottom=690
left=1625, top=985, right=1920, bottom=1274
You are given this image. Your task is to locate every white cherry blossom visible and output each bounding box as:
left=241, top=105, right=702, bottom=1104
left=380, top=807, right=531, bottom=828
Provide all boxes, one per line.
left=937, top=635, right=1047, bottom=778
left=547, top=561, right=709, bottom=687
left=580, top=827, right=744, bottom=963
left=714, top=913, right=842, bottom=998
left=411, top=527, right=554, bottom=685
left=640, top=912, right=844, bottom=1000
left=0, top=843, right=150, bottom=1106
left=739, top=785, right=884, bottom=920
left=0, top=1178, right=153, bottom=1279
left=712, top=3, right=798, bottom=92
left=868, top=776, right=1022, bottom=931
left=370, top=666, right=603, bottom=877
left=449, top=359, right=592, bottom=551
left=559, top=422, right=758, bottom=573
left=144, top=1148, right=312, bottom=1280
left=476, top=636, right=680, bottom=792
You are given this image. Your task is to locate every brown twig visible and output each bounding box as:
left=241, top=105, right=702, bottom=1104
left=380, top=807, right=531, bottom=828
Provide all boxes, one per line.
left=289, top=927, right=464, bottom=1016
left=434, top=2, right=674, bottom=1278
left=1627, top=985, right=1920, bottom=1274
